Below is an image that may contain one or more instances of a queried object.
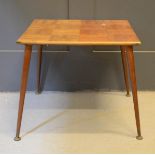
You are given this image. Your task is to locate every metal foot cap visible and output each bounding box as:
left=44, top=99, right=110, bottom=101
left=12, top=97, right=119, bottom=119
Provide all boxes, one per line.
left=126, top=93, right=131, bottom=97
left=35, top=91, right=41, bottom=95
left=14, top=137, right=21, bottom=141
left=136, top=136, right=143, bottom=140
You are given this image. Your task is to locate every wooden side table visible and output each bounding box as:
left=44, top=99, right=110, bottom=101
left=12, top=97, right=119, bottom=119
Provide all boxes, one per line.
left=14, top=20, right=143, bottom=141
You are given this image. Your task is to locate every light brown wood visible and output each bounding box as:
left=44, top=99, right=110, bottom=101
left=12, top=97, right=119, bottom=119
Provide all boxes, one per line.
left=14, top=45, right=32, bottom=141
left=17, top=19, right=141, bottom=46
left=126, top=46, right=143, bottom=140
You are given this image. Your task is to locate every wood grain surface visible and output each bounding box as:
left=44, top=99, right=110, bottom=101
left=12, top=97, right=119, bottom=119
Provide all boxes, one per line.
left=17, top=19, right=141, bottom=45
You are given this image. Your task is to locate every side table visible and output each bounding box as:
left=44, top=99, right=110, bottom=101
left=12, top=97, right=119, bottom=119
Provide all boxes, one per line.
left=14, top=20, right=143, bottom=141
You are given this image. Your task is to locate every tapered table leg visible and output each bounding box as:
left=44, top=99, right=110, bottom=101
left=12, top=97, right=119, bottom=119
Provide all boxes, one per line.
left=126, top=46, right=143, bottom=140
left=14, top=45, right=32, bottom=141
left=36, top=45, right=43, bottom=94
left=120, top=46, right=130, bottom=97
